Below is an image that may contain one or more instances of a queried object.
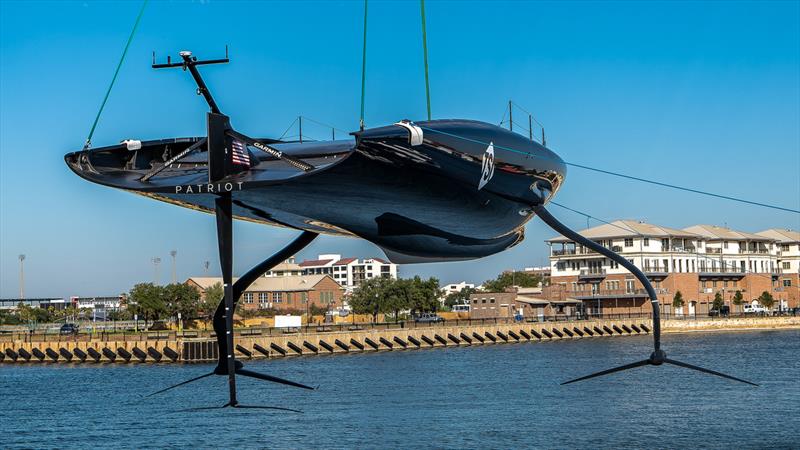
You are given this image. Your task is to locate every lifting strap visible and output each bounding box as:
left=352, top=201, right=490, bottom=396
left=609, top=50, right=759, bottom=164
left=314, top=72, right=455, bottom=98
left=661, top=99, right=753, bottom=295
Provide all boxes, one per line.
left=84, top=0, right=148, bottom=149
left=359, top=0, right=368, bottom=130
left=420, top=0, right=431, bottom=121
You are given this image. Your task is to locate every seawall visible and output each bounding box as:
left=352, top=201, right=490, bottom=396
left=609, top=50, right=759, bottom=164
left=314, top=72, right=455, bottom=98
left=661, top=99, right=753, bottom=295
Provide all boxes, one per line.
left=1, top=316, right=797, bottom=364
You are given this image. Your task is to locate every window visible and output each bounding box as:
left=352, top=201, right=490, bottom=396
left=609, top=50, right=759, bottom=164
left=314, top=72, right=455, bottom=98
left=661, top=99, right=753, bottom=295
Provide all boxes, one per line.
left=482, top=298, right=487, bottom=304
left=490, top=298, right=496, bottom=303
left=300, top=292, right=308, bottom=303
left=661, top=238, right=669, bottom=249
left=243, top=293, right=253, bottom=304
left=784, top=279, right=792, bottom=287
left=272, top=292, right=282, bottom=302
left=258, top=293, right=269, bottom=304
left=643, top=238, right=650, bottom=246
left=624, top=238, right=634, bottom=247
left=625, top=280, right=635, bottom=294
left=783, top=262, right=790, bottom=269
left=723, top=241, right=729, bottom=249
left=320, top=291, right=334, bottom=304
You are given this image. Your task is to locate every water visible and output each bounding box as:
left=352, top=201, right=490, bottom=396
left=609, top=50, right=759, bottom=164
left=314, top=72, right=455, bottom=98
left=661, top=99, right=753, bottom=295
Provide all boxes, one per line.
left=1, top=330, right=798, bottom=449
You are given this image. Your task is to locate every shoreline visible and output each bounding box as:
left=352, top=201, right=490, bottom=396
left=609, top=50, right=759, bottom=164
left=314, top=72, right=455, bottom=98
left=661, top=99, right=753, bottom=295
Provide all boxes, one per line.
left=2, top=316, right=798, bottom=364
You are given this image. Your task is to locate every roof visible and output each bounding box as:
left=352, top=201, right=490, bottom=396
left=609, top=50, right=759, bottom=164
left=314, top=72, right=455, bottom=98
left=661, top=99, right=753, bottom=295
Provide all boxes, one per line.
left=755, top=228, right=800, bottom=243
left=267, top=261, right=302, bottom=272
left=298, top=259, right=334, bottom=267
left=187, top=275, right=340, bottom=292
left=683, top=224, right=772, bottom=241
left=332, top=257, right=357, bottom=266
left=516, top=296, right=551, bottom=305
left=548, top=220, right=699, bottom=242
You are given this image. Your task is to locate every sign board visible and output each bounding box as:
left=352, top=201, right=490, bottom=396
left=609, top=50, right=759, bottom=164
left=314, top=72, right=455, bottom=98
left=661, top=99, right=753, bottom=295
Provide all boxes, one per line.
left=274, top=315, right=302, bottom=328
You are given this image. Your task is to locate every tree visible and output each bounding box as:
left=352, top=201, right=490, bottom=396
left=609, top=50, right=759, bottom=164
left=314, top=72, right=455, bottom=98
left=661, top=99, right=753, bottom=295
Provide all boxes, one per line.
left=164, top=283, right=201, bottom=320
left=407, top=276, right=441, bottom=315
left=732, top=290, right=744, bottom=312
left=482, top=271, right=541, bottom=292
left=758, top=291, right=775, bottom=310
left=200, top=282, right=224, bottom=318
left=712, top=291, right=725, bottom=311
left=128, top=283, right=166, bottom=327
left=672, top=291, right=684, bottom=308
left=349, top=277, right=389, bottom=322
left=444, top=286, right=475, bottom=309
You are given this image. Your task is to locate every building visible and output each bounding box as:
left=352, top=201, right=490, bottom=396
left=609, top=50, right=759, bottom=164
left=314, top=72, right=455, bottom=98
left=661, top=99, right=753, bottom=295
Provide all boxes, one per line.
left=187, top=274, right=344, bottom=313
left=546, top=220, right=796, bottom=316
left=0, top=298, right=66, bottom=310
left=468, top=287, right=580, bottom=320
left=523, top=266, right=552, bottom=279
left=441, top=281, right=475, bottom=297
left=263, top=257, right=303, bottom=277
left=756, top=228, right=800, bottom=305
left=71, top=296, right=125, bottom=310
left=296, top=254, right=398, bottom=291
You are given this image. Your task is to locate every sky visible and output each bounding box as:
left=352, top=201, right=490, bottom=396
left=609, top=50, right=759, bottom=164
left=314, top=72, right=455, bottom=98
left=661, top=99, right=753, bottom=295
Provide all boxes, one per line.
left=1, top=0, right=798, bottom=299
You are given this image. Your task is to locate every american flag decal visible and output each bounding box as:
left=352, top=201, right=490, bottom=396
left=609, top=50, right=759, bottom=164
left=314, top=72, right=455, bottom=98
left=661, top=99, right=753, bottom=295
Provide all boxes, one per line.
left=230, top=139, right=250, bottom=166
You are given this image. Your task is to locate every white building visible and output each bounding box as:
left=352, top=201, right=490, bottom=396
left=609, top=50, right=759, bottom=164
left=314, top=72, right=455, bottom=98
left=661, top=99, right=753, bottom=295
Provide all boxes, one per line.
left=441, top=282, right=475, bottom=297
left=71, top=296, right=124, bottom=310
left=297, top=254, right=398, bottom=292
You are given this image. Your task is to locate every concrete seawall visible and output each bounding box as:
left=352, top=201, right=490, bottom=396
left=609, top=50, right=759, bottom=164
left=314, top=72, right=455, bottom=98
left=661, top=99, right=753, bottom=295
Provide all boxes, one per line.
left=2, top=316, right=797, bottom=364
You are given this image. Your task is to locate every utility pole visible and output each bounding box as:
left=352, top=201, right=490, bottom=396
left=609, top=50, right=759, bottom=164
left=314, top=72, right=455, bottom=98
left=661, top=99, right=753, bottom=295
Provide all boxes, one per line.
left=299, top=116, right=303, bottom=144
left=170, top=250, right=177, bottom=284
left=18, top=254, right=25, bottom=299
left=204, top=260, right=210, bottom=276
left=152, top=257, right=161, bottom=285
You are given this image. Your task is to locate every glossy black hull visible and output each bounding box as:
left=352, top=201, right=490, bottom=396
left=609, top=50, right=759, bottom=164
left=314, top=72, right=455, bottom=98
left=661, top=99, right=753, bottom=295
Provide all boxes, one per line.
left=66, top=119, right=566, bottom=263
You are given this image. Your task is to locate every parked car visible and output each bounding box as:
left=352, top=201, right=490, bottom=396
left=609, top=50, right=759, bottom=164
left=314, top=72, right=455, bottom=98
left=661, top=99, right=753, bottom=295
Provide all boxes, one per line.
left=414, top=313, right=444, bottom=323
left=59, top=323, right=78, bottom=335
left=743, top=304, right=768, bottom=314
left=708, top=305, right=730, bottom=317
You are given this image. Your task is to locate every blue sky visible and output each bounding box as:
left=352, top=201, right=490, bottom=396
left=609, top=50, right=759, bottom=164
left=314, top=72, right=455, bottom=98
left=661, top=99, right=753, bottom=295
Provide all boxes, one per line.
left=1, top=0, right=798, bottom=298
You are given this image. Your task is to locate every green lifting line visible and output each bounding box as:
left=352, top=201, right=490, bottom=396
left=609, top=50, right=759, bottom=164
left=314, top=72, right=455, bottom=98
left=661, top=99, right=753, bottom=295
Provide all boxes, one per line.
left=420, top=0, right=431, bottom=121
left=359, top=0, right=368, bottom=130
left=84, top=0, right=148, bottom=149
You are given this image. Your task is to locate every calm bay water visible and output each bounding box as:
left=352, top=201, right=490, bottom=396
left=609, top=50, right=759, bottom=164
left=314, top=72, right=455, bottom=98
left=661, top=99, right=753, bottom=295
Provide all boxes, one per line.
left=1, top=330, right=798, bottom=449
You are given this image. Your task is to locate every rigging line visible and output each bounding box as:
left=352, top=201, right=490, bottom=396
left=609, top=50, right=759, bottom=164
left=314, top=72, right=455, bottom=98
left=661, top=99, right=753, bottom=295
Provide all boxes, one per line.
left=418, top=126, right=800, bottom=214
left=84, top=0, right=148, bottom=149
left=300, top=116, right=350, bottom=134
left=510, top=101, right=545, bottom=127
left=278, top=117, right=299, bottom=140
left=359, top=0, right=368, bottom=130
left=420, top=0, right=432, bottom=121
left=549, top=201, right=780, bottom=282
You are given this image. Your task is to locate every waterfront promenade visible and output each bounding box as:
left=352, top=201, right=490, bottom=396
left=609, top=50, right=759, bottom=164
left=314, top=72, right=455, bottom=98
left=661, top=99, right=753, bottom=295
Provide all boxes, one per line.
left=2, top=315, right=798, bottom=364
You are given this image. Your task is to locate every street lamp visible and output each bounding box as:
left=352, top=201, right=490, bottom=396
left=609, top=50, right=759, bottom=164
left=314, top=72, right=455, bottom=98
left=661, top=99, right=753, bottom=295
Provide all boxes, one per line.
left=152, top=257, right=161, bottom=285
left=18, top=254, right=25, bottom=299
left=170, top=250, right=177, bottom=284
left=204, top=260, right=210, bottom=276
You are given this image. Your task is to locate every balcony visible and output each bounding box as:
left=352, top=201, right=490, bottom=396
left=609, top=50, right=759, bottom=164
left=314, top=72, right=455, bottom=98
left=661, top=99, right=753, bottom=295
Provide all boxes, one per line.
left=705, top=248, right=722, bottom=254
left=698, top=267, right=746, bottom=279
left=566, top=288, right=667, bottom=300
left=738, top=249, right=770, bottom=255
left=578, top=269, right=606, bottom=280
left=551, top=249, right=576, bottom=256
left=643, top=266, right=669, bottom=277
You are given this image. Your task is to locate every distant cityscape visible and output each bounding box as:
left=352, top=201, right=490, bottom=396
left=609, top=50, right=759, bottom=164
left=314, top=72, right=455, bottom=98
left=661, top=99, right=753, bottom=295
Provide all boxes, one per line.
left=2, top=222, right=798, bottom=321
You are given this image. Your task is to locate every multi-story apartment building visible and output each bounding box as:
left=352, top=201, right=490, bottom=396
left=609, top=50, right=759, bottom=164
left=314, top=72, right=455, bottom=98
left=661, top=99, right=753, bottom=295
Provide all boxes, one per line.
left=756, top=228, right=800, bottom=305
left=546, top=220, right=796, bottom=316
left=297, top=254, right=398, bottom=292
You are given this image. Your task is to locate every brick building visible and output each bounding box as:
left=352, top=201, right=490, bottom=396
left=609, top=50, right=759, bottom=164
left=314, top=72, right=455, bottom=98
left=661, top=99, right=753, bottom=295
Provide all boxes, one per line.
left=468, top=288, right=581, bottom=320
left=187, top=275, right=344, bottom=313
left=546, top=221, right=797, bottom=316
